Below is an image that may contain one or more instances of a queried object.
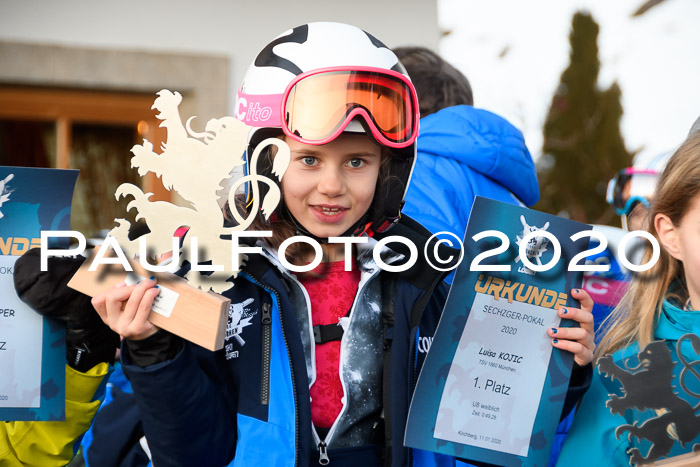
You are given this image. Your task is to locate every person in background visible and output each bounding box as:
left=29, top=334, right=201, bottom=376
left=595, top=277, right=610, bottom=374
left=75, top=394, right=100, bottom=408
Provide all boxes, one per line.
left=549, top=117, right=700, bottom=466
left=393, top=46, right=540, bottom=267
left=588, top=115, right=700, bottom=335
left=79, top=224, right=184, bottom=467
left=604, top=116, right=700, bottom=239
left=394, top=45, right=594, bottom=467
left=581, top=150, right=674, bottom=334
left=557, top=130, right=700, bottom=466
left=607, top=150, right=673, bottom=232
left=548, top=172, right=658, bottom=464
left=1, top=250, right=118, bottom=466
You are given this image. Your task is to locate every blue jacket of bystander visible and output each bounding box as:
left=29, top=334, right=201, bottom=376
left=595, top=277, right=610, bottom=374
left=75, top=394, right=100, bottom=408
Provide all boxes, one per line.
left=402, top=105, right=539, bottom=243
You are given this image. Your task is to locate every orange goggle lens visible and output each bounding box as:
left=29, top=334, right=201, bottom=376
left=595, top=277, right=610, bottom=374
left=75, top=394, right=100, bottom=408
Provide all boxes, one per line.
left=283, top=71, right=416, bottom=146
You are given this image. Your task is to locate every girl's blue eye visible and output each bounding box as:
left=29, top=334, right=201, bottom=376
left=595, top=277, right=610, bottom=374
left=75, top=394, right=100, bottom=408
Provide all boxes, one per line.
left=301, top=156, right=317, bottom=166
left=348, top=158, right=365, bottom=168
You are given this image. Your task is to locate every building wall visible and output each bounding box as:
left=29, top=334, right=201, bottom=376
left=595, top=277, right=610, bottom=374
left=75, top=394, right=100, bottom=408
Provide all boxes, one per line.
left=0, top=0, right=439, bottom=119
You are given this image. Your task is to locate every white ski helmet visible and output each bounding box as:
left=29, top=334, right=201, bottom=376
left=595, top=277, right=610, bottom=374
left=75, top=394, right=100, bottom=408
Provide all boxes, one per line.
left=236, top=22, right=419, bottom=237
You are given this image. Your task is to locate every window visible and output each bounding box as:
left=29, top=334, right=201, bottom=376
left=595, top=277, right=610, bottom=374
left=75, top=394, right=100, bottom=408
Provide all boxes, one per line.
left=0, top=86, right=167, bottom=235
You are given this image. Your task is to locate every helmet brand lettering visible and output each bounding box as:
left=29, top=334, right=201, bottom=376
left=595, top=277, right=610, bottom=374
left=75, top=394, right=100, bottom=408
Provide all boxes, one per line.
left=236, top=98, right=272, bottom=123
left=235, top=96, right=247, bottom=120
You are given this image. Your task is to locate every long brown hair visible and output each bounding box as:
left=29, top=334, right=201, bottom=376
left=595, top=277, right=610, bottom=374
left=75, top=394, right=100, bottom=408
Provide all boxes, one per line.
left=596, top=132, right=700, bottom=359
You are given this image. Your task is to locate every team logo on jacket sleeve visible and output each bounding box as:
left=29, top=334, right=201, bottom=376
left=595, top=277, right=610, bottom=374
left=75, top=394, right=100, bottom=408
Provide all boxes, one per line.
left=598, top=335, right=700, bottom=465
left=226, top=298, right=256, bottom=348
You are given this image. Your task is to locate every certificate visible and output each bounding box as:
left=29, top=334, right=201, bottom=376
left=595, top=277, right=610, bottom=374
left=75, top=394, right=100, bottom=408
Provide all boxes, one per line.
left=405, top=197, right=591, bottom=466
left=0, top=166, right=78, bottom=421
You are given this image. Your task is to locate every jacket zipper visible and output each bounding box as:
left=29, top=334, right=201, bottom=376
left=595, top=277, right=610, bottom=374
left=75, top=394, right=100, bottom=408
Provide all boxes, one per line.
left=243, top=273, right=299, bottom=467
left=260, top=302, right=272, bottom=405
left=283, top=268, right=377, bottom=463
left=285, top=276, right=329, bottom=463
left=317, top=441, right=329, bottom=465
left=312, top=268, right=381, bottom=459
left=256, top=247, right=399, bottom=464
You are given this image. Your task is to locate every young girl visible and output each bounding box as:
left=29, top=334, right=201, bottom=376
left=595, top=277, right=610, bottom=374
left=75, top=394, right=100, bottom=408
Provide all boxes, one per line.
left=91, top=22, right=595, bottom=467
left=558, top=132, right=700, bottom=466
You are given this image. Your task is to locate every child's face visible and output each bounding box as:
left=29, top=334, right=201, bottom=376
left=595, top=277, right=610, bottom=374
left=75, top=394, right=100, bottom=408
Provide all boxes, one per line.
left=671, top=194, right=700, bottom=306
left=281, top=133, right=382, bottom=238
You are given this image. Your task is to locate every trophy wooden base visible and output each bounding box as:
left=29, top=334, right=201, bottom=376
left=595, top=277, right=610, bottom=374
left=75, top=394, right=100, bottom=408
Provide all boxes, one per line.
left=67, top=254, right=230, bottom=351
left=654, top=451, right=700, bottom=466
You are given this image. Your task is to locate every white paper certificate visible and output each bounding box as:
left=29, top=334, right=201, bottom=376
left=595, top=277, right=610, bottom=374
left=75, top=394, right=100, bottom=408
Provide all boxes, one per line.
left=0, top=255, right=43, bottom=408
left=434, top=292, right=561, bottom=456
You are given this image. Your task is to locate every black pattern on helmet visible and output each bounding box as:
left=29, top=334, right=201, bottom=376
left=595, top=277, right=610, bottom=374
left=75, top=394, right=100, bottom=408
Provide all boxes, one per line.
left=238, top=22, right=418, bottom=238
left=253, top=24, right=309, bottom=76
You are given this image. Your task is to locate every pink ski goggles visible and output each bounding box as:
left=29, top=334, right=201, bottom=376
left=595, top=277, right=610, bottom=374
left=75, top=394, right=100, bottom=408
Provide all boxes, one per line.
left=606, top=167, right=661, bottom=216
left=236, top=67, right=419, bottom=149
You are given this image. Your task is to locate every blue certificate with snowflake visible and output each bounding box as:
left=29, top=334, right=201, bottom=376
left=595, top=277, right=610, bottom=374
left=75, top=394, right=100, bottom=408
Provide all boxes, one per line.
left=0, top=166, right=78, bottom=421
left=405, top=197, right=591, bottom=466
